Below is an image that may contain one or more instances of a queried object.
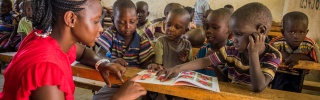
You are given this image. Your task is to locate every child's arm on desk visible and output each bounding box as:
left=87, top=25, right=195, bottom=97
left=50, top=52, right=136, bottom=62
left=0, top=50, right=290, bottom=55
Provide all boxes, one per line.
left=248, top=33, right=272, bottom=92
left=282, top=51, right=313, bottom=68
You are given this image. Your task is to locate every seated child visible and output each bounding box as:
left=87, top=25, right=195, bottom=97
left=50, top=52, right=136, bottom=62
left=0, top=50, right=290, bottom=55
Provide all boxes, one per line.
left=148, top=8, right=192, bottom=100
left=96, top=0, right=154, bottom=69
left=146, top=3, right=183, bottom=41
left=195, top=8, right=232, bottom=76
left=184, top=6, right=196, bottom=30
left=202, top=9, right=213, bottom=27
left=193, top=0, right=210, bottom=28
left=182, top=28, right=205, bottom=47
left=270, top=11, right=320, bottom=93
left=135, top=1, right=154, bottom=41
left=16, top=0, right=32, bottom=50
left=0, top=0, right=14, bottom=32
left=150, top=8, right=193, bottom=70
left=156, top=2, right=281, bottom=92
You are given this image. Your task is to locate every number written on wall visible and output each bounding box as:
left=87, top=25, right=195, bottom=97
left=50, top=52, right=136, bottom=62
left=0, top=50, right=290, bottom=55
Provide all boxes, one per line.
left=300, top=0, right=320, bottom=10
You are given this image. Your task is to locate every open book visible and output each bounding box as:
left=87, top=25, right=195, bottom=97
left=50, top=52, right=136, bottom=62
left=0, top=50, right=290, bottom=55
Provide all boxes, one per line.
left=136, top=70, right=220, bottom=92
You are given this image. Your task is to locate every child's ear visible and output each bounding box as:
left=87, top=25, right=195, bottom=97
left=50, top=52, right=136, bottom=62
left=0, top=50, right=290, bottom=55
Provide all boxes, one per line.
left=64, top=11, right=77, bottom=28
left=147, top=11, right=150, bottom=16
left=281, top=29, right=284, bottom=36
left=306, top=29, right=309, bottom=34
left=257, top=24, right=267, bottom=35
left=111, top=16, right=114, bottom=24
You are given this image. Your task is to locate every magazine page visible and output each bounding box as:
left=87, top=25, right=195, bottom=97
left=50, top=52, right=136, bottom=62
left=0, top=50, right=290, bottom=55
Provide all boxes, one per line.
left=135, top=70, right=176, bottom=85
left=174, top=71, right=220, bottom=92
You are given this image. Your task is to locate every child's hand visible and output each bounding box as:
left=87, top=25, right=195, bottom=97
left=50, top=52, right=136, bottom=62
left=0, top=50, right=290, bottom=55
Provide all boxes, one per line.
left=247, top=33, right=266, bottom=53
left=284, top=54, right=301, bottom=68
left=179, top=49, right=190, bottom=62
left=147, top=63, right=164, bottom=71
left=112, top=58, right=129, bottom=67
left=281, top=51, right=290, bottom=61
left=156, top=66, right=181, bottom=82
left=111, top=75, right=147, bottom=100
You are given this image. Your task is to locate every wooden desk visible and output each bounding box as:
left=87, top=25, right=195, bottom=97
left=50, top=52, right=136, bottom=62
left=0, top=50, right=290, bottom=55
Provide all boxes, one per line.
left=279, top=61, right=320, bottom=70
left=0, top=52, right=16, bottom=63
left=72, top=63, right=320, bottom=100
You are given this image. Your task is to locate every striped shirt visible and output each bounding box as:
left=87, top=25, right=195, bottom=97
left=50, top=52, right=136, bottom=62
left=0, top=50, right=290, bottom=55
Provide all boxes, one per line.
left=96, top=29, right=155, bottom=68
left=208, top=44, right=282, bottom=85
left=269, top=36, right=320, bottom=75
left=136, top=20, right=153, bottom=41
left=145, top=21, right=166, bottom=42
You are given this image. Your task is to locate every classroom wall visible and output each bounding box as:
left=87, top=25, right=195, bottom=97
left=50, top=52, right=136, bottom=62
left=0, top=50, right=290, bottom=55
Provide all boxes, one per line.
left=283, top=0, right=320, bottom=44
left=101, top=0, right=285, bottom=21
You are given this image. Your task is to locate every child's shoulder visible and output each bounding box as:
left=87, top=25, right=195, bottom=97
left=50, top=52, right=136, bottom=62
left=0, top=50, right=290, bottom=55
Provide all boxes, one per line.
left=264, top=44, right=282, bottom=58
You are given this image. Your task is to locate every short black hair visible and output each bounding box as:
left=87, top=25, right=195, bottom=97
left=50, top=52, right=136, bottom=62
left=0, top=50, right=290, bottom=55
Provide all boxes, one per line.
left=1, top=0, right=12, bottom=7
left=184, top=6, right=194, bottom=15
left=164, top=3, right=183, bottom=16
left=282, top=11, right=308, bottom=28
left=136, top=1, right=148, bottom=10
left=113, top=0, right=136, bottom=17
left=32, top=0, right=87, bottom=32
left=231, top=2, right=272, bottom=31
left=167, top=8, right=190, bottom=27
left=210, top=8, right=232, bottom=23
left=224, top=4, right=234, bottom=9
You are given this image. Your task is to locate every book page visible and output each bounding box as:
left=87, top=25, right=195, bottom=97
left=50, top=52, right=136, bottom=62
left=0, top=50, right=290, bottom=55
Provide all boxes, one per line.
left=135, top=70, right=176, bottom=85
left=175, top=71, right=220, bottom=92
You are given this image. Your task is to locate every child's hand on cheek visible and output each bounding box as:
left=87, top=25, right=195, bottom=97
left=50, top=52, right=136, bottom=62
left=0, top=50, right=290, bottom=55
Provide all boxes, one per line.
left=284, top=54, right=301, bottom=68
left=247, top=33, right=266, bottom=53
left=112, top=58, right=129, bottom=67
left=179, top=49, right=190, bottom=62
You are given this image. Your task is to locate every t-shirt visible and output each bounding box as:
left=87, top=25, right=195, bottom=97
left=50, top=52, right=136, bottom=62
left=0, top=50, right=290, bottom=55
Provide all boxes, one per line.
left=17, top=17, right=33, bottom=35
left=145, top=20, right=166, bottom=42
left=0, top=29, right=77, bottom=100
left=136, top=20, right=153, bottom=41
left=154, top=36, right=193, bottom=68
left=269, top=36, right=320, bottom=75
left=96, top=28, right=155, bottom=68
left=208, top=44, right=281, bottom=85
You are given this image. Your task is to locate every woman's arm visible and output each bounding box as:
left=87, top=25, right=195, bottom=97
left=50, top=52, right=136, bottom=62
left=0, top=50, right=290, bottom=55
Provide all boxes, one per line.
left=30, top=86, right=65, bottom=100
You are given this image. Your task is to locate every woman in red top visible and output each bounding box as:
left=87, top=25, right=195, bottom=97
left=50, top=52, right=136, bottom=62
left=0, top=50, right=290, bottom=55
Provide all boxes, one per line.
left=0, top=0, right=146, bottom=100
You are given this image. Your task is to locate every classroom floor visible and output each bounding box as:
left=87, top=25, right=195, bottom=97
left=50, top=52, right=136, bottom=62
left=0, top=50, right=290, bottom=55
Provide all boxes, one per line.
left=0, top=69, right=320, bottom=100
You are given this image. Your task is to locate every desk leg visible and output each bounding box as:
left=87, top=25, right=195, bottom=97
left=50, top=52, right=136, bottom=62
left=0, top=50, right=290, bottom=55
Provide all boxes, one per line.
left=298, top=70, right=306, bottom=93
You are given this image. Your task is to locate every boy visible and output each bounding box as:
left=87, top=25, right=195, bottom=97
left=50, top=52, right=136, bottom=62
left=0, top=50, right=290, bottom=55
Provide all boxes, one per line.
left=194, top=0, right=210, bottom=28
left=0, top=0, right=13, bottom=32
left=148, top=8, right=192, bottom=100
left=156, top=2, right=281, bottom=92
left=270, top=11, right=320, bottom=93
left=135, top=1, right=153, bottom=41
left=95, top=0, right=154, bottom=69
left=224, top=4, right=234, bottom=12
left=16, top=0, right=32, bottom=50
left=202, top=9, right=213, bottom=27
left=146, top=3, right=184, bottom=41
left=195, top=8, right=232, bottom=76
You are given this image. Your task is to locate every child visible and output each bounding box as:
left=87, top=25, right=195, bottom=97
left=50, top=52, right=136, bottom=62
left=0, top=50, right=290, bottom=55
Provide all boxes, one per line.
left=1, top=0, right=145, bottom=99
left=16, top=0, right=32, bottom=50
left=193, top=0, right=210, bottom=28
left=195, top=8, right=232, bottom=76
left=156, top=2, right=282, bottom=92
left=148, top=8, right=192, bottom=100
left=270, top=11, right=320, bottom=93
left=202, top=9, right=213, bottom=28
left=146, top=3, right=184, bottom=40
left=184, top=6, right=196, bottom=30
left=0, top=0, right=13, bottom=32
left=135, top=1, right=153, bottom=41
left=96, top=0, right=154, bottom=69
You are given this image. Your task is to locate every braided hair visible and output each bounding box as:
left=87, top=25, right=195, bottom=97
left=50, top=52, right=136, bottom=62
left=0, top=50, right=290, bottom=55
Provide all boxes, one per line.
left=32, top=0, right=87, bottom=32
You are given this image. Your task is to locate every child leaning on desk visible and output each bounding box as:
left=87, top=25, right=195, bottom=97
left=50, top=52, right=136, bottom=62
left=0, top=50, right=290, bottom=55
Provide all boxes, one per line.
left=269, top=11, right=320, bottom=93
left=156, top=2, right=282, bottom=92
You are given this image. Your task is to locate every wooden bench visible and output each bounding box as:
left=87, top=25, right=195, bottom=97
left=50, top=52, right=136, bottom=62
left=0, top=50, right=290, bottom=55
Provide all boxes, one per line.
left=72, top=63, right=320, bottom=100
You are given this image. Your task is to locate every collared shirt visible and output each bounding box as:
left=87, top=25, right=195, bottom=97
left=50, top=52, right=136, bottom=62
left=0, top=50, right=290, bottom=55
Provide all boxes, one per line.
left=136, top=20, right=153, bottom=41
left=96, top=28, right=155, bottom=68
left=208, top=44, right=281, bottom=85
left=269, top=36, right=320, bottom=75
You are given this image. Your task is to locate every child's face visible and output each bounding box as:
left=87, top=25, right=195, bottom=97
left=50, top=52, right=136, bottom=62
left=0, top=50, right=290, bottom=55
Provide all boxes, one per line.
left=283, top=20, right=308, bottom=49
left=165, top=14, right=188, bottom=41
left=72, top=0, right=103, bottom=47
left=25, top=5, right=32, bottom=18
left=0, top=2, right=11, bottom=15
left=114, top=8, right=137, bottom=37
left=136, top=4, right=149, bottom=24
left=204, top=13, right=229, bottom=46
left=229, top=18, right=257, bottom=53
left=14, top=1, right=20, bottom=12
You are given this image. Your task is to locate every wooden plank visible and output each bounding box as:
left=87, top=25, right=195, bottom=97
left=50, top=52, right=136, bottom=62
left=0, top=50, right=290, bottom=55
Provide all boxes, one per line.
left=271, top=26, right=281, bottom=32
left=72, top=64, right=320, bottom=100
left=268, top=31, right=282, bottom=37
left=303, top=81, right=320, bottom=92
left=0, top=52, right=16, bottom=63
left=192, top=48, right=200, bottom=58
left=279, top=61, right=320, bottom=70
left=73, top=76, right=105, bottom=91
